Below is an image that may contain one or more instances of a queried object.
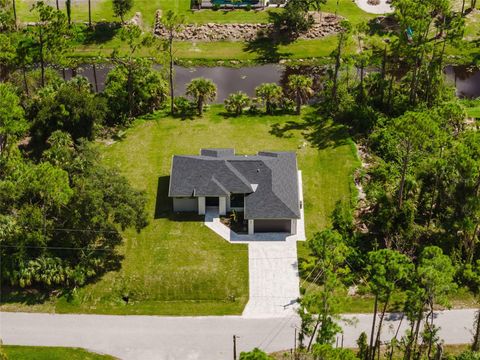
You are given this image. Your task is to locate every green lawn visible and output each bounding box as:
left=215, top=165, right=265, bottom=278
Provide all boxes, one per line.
left=73, top=36, right=349, bottom=64
left=0, top=105, right=359, bottom=315
left=2, top=345, right=115, bottom=360
left=20, top=0, right=375, bottom=64
left=17, top=0, right=374, bottom=26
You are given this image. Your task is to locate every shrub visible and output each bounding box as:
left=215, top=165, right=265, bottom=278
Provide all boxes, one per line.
left=224, top=91, right=251, bottom=116
left=174, top=96, right=196, bottom=119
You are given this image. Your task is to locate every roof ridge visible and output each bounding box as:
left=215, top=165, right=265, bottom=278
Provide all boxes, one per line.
left=224, top=160, right=253, bottom=192
left=261, top=158, right=300, bottom=218
left=210, top=175, right=230, bottom=195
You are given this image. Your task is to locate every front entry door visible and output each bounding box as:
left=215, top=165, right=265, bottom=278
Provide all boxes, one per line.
left=206, top=197, right=219, bottom=207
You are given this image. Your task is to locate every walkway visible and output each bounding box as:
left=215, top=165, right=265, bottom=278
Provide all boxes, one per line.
left=355, top=0, right=393, bottom=14
left=1, top=309, right=477, bottom=360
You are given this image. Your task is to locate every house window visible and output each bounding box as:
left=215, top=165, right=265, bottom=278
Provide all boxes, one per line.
left=230, top=194, right=244, bottom=208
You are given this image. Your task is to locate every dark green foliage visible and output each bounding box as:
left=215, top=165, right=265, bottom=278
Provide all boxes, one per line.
left=239, top=348, right=273, bottom=360
left=0, top=82, right=28, bottom=154
left=0, top=134, right=148, bottom=289
left=452, top=352, right=480, bottom=360
left=173, top=96, right=195, bottom=119
left=112, top=0, right=133, bottom=23
left=311, top=345, right=360, bottom=360
left=28, top=77, right=107, bottom=149
left=271, top=0, right=325, bottom=38
left=27, top=2, right=71, bottom=87
left=103, top=59, right=167, bottom=125
left=185, top=78, right=217, bottom=116
left=224, top=91, right=251, bottom=116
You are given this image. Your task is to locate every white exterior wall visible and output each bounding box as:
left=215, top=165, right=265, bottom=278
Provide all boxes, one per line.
left=226, top=195, right=231, bottom=212
left=248, top=219, right=254, bottom=235
left=198, top=197, right=206, bottom=215
left=219, top=197, right=226, bottom=215
left=291, top=219, right=297, bottom=235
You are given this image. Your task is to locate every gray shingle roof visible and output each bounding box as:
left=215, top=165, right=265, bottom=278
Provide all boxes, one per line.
left=168, top=149, right=300, bottom=219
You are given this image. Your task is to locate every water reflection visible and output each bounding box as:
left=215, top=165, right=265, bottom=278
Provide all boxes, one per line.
left=59, top=63, right=479, bottom=101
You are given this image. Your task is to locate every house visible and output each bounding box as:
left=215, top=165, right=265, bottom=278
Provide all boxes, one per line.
left=168, top=149, right=301, bottom=235
left=198, top=0, right=264, bottom=10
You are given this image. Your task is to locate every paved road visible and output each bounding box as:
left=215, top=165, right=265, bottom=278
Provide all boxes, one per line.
left=1, top=309, right=477, bottom=360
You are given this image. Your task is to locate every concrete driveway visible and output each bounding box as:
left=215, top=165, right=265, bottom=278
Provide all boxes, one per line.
left=242, top=238, right=301, bottom=318
left=1, top=309, right=477, bottom=360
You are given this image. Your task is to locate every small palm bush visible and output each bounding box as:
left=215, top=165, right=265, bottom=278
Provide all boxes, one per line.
left=224, top=91, right=251, bottom=116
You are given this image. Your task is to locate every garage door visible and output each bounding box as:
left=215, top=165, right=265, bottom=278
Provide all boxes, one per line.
left=173, top=197, right=198, bottom=212
left=254, top=219, right=291, bottom=233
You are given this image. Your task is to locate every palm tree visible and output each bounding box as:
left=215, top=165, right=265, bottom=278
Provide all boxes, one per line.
left=255, top=83, right=283, bottom=115
left=287, top=74, right=313, bottom=115
left=224, top=91, right=250, bottom=116
left=186, top=78, right=217, bottom=116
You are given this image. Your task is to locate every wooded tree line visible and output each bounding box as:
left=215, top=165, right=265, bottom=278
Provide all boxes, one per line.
left=290, top=0, right=480, bottom=358
left=0, top=4, right=160, bottom=291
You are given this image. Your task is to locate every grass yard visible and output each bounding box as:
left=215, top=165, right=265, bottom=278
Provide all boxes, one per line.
left=16, top=0, right=374, bottom=26
left=0, top=105, right=359, bottom=315
left=2, top=345, right=116, bottom=360
left=73, top=36, right=349, bottom=64
left=20, top=0, right=375, bottom=63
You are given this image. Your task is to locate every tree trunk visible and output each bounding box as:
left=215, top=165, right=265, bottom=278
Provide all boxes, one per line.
left=296, top=92, right=301, bottom=115
left=169, top=36, right=175, bottom=115
left=332, top=32, right=344, bottom=106
left=369, top=295, right=379, bottom=360
left=426, top=303, right=435, bottom=359
left=56, top=0, right=59, bottom=10
left=127, top=65, right=134, bottom=117
left=412, top=309, right=424, bottom=360
left=22, top=66, right=29, bottom=96
left=388, top=313, right=404, bottom=360
left=372, top=295, right=391, bottom=360
left=472, top=309, right=480, bottom=351
left=359, top=63, right=365, bottom=103
left=398, top=145, right=411, bottom=209
left=380, top=46, right=387, bottom=105
left=307, top=317, right=322, bottom=351
left=13, top=0, right=17, bottom=26
left=88, top=0, right=92, bottom=27
left=198, top=96, right=204, bottom=115
left=39, top=28, right=45, bottom=87
left=92, top=63, right=99, bottom=93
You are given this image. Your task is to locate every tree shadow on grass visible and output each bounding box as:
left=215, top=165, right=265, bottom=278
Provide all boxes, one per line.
left=243, top=12, right=296, bottom=63
left=0, top=286, right=51, bottom=306
left=270, top=110, right=351, bottom=149
left=269, top=120, right=307, bottom=138
left=304, top=111, right=351, bottom=150
left=154, top=176, right=205, bottom=222
left=81, top=23, right=121, bottom=45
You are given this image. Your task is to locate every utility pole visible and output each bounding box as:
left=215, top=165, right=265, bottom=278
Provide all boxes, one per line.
left=233, top=335, right=238, bottom=360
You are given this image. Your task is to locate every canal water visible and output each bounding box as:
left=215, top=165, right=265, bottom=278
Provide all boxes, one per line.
left=62, top=63, right=480, bottom=101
